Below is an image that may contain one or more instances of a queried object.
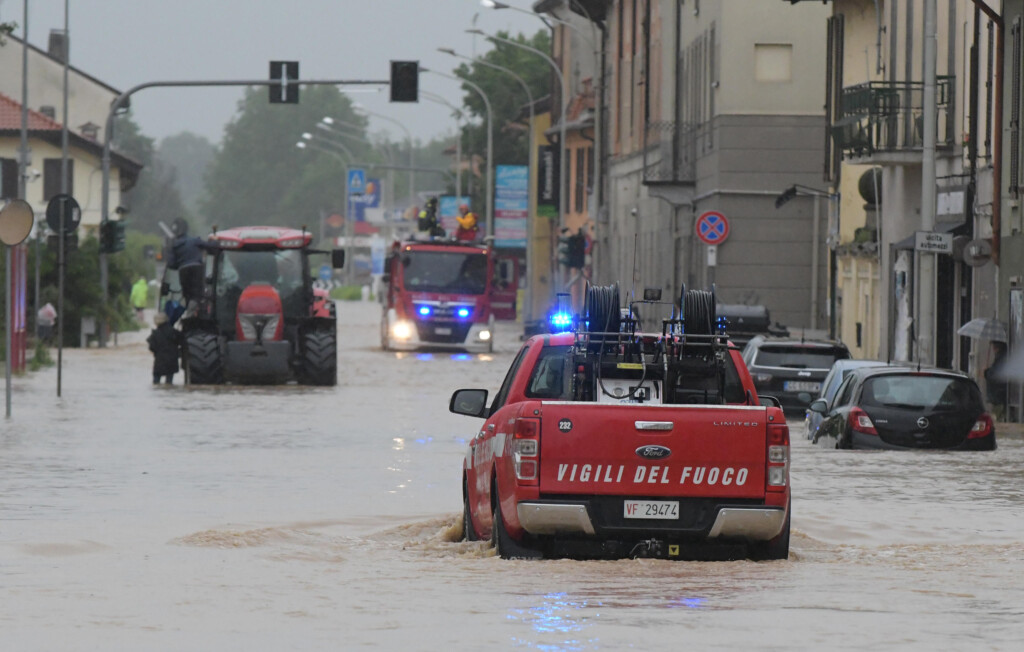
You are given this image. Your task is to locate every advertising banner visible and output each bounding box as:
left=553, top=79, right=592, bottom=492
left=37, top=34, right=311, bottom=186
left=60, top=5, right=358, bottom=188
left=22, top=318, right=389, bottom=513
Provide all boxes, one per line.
left=495, top=165, right=528, bottom=248
left=349, top=178, right=381, bottom=222
left=536, top=145, right=559, bottom=220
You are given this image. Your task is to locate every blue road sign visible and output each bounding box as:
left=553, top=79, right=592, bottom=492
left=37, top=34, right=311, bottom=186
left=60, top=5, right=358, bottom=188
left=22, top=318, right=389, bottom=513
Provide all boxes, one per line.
left=695, top=211, right=730, bottom=245
left=347, top=169, right=366, bottom=196
left=319, top=264, right=332, bottom=282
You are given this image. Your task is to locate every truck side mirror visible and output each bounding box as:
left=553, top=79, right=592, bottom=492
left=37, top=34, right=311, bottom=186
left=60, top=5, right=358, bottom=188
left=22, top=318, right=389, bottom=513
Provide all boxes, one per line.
left=450, top=388, right=489, bottom=418
left=331, top=249, right=345, bottom=269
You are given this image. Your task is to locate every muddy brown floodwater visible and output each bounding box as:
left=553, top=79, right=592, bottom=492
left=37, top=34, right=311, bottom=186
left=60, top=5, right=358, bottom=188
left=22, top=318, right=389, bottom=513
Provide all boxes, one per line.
left=2, top=301, right=1023, bottom=650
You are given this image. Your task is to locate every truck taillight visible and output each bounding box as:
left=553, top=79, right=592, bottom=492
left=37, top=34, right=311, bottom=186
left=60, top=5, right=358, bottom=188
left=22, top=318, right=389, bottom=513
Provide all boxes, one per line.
left=766, top=423, right=789, bottom=490
left=513, top=417, right=540, bottom=485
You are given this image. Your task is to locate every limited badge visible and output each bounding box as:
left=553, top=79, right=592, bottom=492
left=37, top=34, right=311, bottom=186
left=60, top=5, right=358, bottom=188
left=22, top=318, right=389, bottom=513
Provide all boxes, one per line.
left=558, top=418, right=573, bottom=433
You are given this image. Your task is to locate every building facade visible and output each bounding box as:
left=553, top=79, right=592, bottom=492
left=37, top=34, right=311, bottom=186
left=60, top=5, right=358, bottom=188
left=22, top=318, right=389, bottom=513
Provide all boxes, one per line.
left=552, top=0, right=831, bottom=332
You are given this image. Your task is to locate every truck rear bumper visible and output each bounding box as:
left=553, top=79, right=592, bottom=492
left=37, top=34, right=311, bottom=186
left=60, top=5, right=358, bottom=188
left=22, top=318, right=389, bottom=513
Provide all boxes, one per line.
left=517, top=501, right=786, bottom=542
left=707, top=507, right=787, bottom=540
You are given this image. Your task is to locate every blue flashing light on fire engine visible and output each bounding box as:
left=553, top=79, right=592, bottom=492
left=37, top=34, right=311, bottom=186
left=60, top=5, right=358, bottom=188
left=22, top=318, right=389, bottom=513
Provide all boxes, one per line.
left=457, top=307, right=471, bottom=319
left=549, top=312, right=574, bottom=333
left=418, top=306, right=432, bottom=317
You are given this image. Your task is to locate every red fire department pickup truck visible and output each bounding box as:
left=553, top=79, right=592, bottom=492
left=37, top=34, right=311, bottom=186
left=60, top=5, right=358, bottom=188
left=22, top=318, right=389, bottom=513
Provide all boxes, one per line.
left=450, top=286, right=791, bottom=560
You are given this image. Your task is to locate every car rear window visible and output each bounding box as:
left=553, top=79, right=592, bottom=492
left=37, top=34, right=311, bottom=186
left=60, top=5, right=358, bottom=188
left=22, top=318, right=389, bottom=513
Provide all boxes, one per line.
left=753, top=345, right=847, bottom=370
left=526, top=345, right=571, bottom=399
left=861, top=374, right=983, bottom=411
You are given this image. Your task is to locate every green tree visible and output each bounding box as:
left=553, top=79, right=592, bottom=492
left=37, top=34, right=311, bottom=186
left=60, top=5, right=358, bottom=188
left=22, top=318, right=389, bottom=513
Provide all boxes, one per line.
left=113, top=112, right=190, bottom=236
left=200, top=86, right=379, bottom=230
left=452, top=29, right=551, bottom=212
left=158, top=132, right=216, bottom=223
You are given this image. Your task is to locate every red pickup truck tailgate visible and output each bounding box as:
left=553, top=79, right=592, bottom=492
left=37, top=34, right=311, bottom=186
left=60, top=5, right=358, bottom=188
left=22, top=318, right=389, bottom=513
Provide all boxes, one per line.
left=537, top=403, right=768, bottom=499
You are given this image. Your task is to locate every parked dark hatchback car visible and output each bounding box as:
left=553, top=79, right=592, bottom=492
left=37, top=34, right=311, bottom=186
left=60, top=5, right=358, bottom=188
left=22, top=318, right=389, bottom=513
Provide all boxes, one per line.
left=809, top=366, right=996, bottom=451
left=741, top=335, right=851, bottom=415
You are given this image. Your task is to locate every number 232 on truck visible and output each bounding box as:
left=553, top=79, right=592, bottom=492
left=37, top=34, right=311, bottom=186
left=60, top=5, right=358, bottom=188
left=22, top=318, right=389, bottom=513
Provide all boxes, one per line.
left=450, top=286, right=791, bottom=561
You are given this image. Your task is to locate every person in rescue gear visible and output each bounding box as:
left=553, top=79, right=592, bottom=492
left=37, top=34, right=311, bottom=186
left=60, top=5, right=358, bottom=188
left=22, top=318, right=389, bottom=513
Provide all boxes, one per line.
left=147, top=312, right=181, bottom=385
left=164, top=218, right=205, bottom=312
left=130, top=277, right=149, bottom=321
left=417, top=197, right=445, bottom=237
left=455, top=203, right=479, bottom=242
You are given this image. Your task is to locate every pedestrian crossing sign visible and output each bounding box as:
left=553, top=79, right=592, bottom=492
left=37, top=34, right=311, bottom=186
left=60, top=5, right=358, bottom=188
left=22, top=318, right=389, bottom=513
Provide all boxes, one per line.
left=348, top=169, right=366, bottom=196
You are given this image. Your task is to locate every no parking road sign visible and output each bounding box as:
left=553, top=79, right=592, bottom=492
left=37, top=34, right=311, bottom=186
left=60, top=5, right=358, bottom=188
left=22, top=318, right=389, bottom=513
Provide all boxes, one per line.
left=696, top=210, right=729, bottom=245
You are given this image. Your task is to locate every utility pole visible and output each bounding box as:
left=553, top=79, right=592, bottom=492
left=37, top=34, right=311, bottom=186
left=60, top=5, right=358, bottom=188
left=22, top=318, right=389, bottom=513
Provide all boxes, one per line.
left=918, top=0, right=938, bottom=365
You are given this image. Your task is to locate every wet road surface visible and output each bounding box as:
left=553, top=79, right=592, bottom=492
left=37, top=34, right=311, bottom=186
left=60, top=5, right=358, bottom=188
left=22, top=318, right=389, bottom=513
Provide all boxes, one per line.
left=2, top=302, right=1023, bottom=650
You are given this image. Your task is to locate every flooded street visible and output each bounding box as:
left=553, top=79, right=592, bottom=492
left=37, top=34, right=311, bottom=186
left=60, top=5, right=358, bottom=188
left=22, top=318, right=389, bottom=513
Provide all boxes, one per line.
left=3, top=301, right=1024, bottom=650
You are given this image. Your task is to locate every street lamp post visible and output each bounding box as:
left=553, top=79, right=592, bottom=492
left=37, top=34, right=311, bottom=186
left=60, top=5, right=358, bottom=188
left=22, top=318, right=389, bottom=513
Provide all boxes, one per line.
left=437, top=48, right=537, bottom=324
left=421, top=67, right=494, bottom=240
left=319, top=118, right=396, bottom=219
left=467, top=29, right=569, bottom=245
left=420, top=90, right=466, bottom=200
left=352, top=104, right=415, bottom=210
left=775, top=184, right=838, bottom=338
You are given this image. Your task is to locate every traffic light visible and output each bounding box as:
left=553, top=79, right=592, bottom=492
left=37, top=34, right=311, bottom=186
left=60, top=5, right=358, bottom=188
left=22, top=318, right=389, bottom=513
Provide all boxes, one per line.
left=570, top=232, right=586, bottom=268
left=100, top=220, right=126, bottom=253
left=558, top=230, right=573, bottom=267
left=558, top=229, right=586, bottom=269
left=390, top=60, right=419, bottom=102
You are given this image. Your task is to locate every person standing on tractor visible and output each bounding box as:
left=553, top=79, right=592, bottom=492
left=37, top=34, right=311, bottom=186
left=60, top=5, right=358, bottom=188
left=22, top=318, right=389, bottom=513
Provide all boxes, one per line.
left=455, top=203, right=479, bottom=242
left=164, top=218, right=205, bottom=311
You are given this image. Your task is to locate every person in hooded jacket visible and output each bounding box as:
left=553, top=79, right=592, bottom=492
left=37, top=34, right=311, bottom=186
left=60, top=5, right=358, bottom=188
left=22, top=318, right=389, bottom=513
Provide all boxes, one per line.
left=164, top=218, right=205, bottom=309
left=147, top=313, right=181, bottom=385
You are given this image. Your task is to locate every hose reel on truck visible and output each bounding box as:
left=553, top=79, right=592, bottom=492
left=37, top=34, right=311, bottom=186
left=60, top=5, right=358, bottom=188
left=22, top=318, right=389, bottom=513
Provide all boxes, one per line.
left=569, top=283, right=735, bottom=406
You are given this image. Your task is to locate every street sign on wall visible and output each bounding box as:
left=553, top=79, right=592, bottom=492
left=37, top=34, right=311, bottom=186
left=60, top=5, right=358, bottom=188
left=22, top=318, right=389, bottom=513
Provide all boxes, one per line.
left=914, top=231, right=953, bottom=254
left=695, top=211, right=729, bottom=246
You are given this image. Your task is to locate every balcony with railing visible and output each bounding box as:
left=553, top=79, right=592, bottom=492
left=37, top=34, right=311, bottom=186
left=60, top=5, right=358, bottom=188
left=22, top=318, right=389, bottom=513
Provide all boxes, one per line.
left=642, top=120, right=703, bottom=185
left=831, top=77, right=955, bottom=163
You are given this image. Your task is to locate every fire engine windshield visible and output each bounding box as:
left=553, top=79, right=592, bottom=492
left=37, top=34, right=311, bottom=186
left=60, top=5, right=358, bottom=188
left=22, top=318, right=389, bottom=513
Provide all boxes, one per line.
left=402, top=251, right=487, bottom=294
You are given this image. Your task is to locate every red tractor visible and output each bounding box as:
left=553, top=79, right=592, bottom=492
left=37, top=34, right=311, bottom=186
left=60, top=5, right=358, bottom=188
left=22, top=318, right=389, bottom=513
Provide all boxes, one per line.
left=174, top=226, right=344, bottom=385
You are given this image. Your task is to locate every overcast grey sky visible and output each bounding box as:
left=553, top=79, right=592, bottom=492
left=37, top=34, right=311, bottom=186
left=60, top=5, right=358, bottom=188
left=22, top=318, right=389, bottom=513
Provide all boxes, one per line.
left=5, top=0, right=546, bottom=145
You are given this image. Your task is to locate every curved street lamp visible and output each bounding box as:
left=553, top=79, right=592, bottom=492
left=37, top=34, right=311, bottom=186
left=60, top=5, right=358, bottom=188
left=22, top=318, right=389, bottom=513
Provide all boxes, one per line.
left=467, top=28, right=568, bottom=231
left=420, top=90, right=466, bottom=198
left=422, top=67, right=494, bottom=240
left=437, top=47, right=537, bottom=323
left=352, top=103, right=415, bottom=208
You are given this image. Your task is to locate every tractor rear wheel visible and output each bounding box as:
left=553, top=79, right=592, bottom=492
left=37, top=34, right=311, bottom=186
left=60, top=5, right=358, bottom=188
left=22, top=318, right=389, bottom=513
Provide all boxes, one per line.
left=184, top=332, right=224, bottom=385
left=298, top=330, right=337, bottom=386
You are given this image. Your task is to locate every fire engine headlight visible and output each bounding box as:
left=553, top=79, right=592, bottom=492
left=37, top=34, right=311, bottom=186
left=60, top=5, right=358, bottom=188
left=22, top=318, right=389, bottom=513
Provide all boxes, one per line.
left=392, top=321, right=414, bottom=340
left=478, top=329, right=492, bottom=341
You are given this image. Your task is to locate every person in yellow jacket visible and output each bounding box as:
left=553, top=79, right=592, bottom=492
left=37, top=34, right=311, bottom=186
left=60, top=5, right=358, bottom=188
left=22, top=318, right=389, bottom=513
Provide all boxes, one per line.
left=130, top=277, right=149, bottom=321
left=455, top=203, right=479, bottom=242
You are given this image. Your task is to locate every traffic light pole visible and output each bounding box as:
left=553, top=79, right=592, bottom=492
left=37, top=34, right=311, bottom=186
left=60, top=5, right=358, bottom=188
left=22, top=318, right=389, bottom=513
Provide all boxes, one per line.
left=98, top=77, right=388, bottom=346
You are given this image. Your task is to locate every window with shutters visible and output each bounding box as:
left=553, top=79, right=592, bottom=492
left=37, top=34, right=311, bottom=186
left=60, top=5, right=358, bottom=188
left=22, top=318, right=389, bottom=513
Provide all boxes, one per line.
left=0, top=158, right=17, bottom=199
left=43, top=158, right=74, bottom=201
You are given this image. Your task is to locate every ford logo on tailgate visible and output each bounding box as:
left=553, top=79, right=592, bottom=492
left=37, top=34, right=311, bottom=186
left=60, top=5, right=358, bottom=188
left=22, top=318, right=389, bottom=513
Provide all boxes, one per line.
left=635, top=445, right=672, bottom=460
